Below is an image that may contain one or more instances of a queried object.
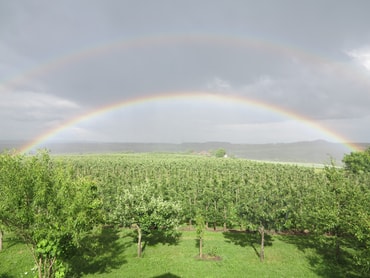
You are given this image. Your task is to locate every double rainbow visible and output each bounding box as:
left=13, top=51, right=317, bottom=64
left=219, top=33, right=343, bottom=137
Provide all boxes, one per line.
left=0, top=34, right=362, bottom=153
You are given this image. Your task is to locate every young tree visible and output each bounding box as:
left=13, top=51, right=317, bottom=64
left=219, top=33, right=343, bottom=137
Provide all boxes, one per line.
left=195, top=213, right=205, bottom=258
left=116, top=183, right=182, bottom=257
left=238, top=174, right=287, bottom=262
left=0, top=151, right=102, bottom=277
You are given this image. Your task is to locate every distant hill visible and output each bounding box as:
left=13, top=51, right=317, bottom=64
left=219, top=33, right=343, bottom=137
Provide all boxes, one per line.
left=2, top=140, right=369, bottom=165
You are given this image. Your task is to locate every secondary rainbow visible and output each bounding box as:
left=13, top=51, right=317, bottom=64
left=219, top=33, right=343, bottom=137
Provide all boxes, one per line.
left=18, top=91, right=361, bottom=154
left=1, top=34, right=364, bottom=153
left=2, top=34, right=369, bottom=94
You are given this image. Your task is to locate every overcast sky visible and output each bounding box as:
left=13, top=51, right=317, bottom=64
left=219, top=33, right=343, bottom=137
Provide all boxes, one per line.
left=1, top=1, right=370, bottom=148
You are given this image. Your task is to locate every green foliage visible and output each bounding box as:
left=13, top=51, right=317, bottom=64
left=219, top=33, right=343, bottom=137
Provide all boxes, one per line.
left=342, top=147, right=370, bottom=174
left=0, top=151, right=103, bottom=277
left=2, top=152, right=366, bottom=276
left=115, top=182, right=182, bottom=257
left=300, top=164, right=370, bottom=274
left=213, top=148, right=227, bottom=158
left=195, top=213, right=205, bottom=239
left=117, top=182, right=182, bottom=234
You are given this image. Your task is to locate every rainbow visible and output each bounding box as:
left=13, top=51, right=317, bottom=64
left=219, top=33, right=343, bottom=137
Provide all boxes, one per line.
left=18, top=91, right=361, bottom=154
left=2, top=34, right=369, bottom=94
left=0, top=34, right=364, bottom=153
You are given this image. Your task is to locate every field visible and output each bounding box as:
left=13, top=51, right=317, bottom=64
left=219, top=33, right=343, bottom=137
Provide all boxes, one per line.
left=0, top=228, right=351, bottom=278
left=0, top=152, right=369, bottom=277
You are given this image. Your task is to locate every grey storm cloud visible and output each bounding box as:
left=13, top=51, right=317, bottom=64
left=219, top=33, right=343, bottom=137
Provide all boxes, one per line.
left=1, top=0, right=370, bottom=145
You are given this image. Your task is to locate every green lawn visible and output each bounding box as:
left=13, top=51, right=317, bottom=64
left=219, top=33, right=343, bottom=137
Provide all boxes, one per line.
left=0, top=229, right=351, bottom=278
left=0, top=233, right=34, bottom=278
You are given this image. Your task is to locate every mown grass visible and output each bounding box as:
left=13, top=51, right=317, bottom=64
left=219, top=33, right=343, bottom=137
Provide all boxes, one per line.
left=0, top=233, right=34, bottom=278
left=0, top=228, right=358, bottom=278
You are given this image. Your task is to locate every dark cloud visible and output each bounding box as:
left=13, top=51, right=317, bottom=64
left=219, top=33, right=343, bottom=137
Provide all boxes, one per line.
left=1, top=0, right=370, bottom=145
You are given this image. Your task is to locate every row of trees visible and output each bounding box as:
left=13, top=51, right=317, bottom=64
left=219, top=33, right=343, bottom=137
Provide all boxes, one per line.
left=0, top=148, right=369, bottom=277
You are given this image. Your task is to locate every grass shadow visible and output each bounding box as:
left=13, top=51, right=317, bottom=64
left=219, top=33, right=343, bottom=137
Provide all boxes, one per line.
left=0, top=233, right=34, bottom=278
left=194, top=238, right=202, bottom=257
left=141, top=230, right=182, bottom=254
left=280, top=234, right=366, bottom=278
left=194, top=238, right=222, bottom=261
left=68, top=226, right=130, bottom=277
left=223, top=229, right=273, bottom=259
left=0, top=233, right=24, bottom=250
left=0, top=275, right=13, bottom=278
left=152, top=272, right=181, bottom=278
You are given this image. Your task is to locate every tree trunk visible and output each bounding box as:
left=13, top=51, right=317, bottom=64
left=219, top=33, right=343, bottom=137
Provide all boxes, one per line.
left=205, top=205, right=209, bottom=229
left=199, top=237, right=203, bottom=258
left=334, top=233, right=341, bottom=262
left=335, top=240, right=341, bottom=261
left=259, top=225, right=265, bottom=262
left=136, top=224, right=143, bottom=258
left=214, top=200, right=217, bottom=231
left=38, top=257, right=42, bottom=278
left=223, top=206, right=227, bottom=232
left=0, top=229, right=3, bottom=251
